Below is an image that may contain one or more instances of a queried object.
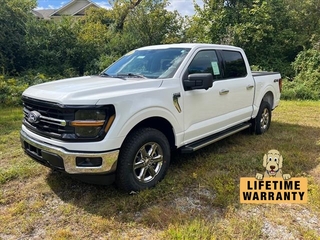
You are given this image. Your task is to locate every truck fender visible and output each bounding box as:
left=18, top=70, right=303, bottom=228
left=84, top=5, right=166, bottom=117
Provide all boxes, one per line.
left=117, top=107, right=183, bottom=147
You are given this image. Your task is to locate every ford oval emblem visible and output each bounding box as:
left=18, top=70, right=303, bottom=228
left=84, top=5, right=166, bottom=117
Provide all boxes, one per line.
left=28, top=111, right=41, bottom=124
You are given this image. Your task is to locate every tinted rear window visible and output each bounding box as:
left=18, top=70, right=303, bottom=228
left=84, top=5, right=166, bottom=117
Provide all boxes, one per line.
left=220, top=50, right=247, bottom=78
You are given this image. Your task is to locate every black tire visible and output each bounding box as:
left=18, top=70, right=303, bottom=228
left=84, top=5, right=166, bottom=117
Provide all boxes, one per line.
left=254, top=101, right=272, bottom=134
left=116, top=128, right=170, bottom=192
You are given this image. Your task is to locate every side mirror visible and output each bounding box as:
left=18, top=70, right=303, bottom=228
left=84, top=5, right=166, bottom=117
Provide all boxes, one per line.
left=183, top=73, right=213, bottom=91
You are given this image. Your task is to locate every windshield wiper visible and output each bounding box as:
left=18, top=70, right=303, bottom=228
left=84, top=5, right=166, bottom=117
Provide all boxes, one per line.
left=100, top=72, right=126, bottom=80
left=117, top=73, right=146, bottom=79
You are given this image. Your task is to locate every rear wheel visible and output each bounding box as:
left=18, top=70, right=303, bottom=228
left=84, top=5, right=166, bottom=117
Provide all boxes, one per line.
left=116, top=128, right=170, bottom=192
left=254, top=101, right=272, bottom=134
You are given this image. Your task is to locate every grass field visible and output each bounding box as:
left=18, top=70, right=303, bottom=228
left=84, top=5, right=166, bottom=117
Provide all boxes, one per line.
left=0, top=101, right=319, bottom=239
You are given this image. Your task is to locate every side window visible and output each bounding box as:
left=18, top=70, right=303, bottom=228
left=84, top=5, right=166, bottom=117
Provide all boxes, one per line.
left=187, top=50, right=222, bottom=79
left=220, top=50, right=247, bottom=78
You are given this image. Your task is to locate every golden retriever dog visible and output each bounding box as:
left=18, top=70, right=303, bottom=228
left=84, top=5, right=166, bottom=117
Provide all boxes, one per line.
left=256, top=149, right=291, bottom=180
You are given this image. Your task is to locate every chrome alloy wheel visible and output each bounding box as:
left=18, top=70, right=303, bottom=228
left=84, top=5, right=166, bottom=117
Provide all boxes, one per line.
left=260, top=108, right=270, bottom=131
left=133, top=142, right=164, bottom=183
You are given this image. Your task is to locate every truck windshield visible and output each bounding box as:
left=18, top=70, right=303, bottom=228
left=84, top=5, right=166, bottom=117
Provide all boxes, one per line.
left=102, top=48, right=190, bottom=79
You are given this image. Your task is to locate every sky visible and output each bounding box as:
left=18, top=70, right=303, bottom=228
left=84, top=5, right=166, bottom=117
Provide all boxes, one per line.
left=36, top=0, right=204, bottom=16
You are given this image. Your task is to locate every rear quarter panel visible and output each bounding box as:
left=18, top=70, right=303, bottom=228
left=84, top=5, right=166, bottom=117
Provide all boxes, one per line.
left=252, top=72, right=281, bottom=118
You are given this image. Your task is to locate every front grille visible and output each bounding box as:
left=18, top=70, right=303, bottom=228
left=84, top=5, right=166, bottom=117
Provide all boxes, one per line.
left=22, top=97, right=74, bottom=139
left=22, top=96, right=115, bottom=142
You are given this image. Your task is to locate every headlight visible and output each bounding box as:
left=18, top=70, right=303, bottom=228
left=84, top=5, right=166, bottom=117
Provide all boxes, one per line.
left=70, top=108, right=115, bottom=138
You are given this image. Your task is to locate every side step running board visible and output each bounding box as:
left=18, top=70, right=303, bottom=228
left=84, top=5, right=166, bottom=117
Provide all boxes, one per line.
left=180, top=123, right=251, bottom=153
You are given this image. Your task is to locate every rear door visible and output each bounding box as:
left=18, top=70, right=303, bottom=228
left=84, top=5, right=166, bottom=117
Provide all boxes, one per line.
left=215, top=50, right=255, bottom=125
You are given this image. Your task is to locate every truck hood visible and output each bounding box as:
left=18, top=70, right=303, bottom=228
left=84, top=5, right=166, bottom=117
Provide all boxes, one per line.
left=22, top=76, right=163, bottom=105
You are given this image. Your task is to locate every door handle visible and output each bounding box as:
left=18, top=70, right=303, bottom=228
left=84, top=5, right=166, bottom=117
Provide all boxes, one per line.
left=246, top=85, right=254, bottom=90
left=219, top=89, right=229, bottom=95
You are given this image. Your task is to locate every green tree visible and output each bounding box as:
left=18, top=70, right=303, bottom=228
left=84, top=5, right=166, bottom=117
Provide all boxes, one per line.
left=284, top=0, right=320, bottom=49
left=124, top=0, right=184, bottom=47
left=282, top=45, right=320, bottom=100
left=26, top=7, right=112, bottom=76
left=188, top=0, right=298, bottom=76
left=0, top=0, right=36, bottom=74
left=233, top=0, right=298, bottom=76
left=108, top=0, right=143, bottom=31
left=75, top=8, right=112, bottom=75
left=100, top=0, right=185, bottom=59
left=25, top=17, right=79, bottom=76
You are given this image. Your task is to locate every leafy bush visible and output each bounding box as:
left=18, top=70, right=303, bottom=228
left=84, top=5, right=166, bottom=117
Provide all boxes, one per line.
left=281, top=79, right=319, bottom=100
left=281, top=49, right=320, bottom=100
left=94, top=54, right=120, bottom=72
left=0, top=73, right=55, bottom=106
left=0, top=76, right=27, bottom=106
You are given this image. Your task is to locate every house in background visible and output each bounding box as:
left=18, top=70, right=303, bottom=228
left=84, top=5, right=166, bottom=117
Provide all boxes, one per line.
left=32, top=0, right=101, bottom=20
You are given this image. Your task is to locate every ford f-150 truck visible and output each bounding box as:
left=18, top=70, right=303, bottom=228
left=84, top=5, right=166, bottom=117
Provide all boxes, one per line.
left=20, top=43, right=282, bottom=191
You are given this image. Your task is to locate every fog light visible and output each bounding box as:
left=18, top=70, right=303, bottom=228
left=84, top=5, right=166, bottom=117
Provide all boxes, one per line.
left=76, top=157, right=102, bottom=167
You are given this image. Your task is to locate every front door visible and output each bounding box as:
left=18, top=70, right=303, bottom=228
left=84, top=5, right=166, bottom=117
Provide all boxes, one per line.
left=182, top=49, right=254, bottom=144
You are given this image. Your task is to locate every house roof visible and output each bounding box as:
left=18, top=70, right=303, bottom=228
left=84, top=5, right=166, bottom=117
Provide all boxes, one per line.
left=73, top=2, right=99, bottom=16
left=32, top=9, right=56, bottom=19
left=33, top=0, right=100, bottom=19
left=50, top=0, right=100, bottom=17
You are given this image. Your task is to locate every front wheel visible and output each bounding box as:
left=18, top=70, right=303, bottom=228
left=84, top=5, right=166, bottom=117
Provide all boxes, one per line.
left=116, top=128, right=170, bottom=192
left=254, top=101, right=272, bottom=134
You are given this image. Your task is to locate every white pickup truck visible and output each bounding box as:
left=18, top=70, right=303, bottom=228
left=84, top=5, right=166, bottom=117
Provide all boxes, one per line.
left=20, top=43, right=282, bottom=191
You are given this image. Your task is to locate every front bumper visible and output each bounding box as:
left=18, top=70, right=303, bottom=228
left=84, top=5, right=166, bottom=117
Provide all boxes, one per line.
left=20, top=130, right=119, bottom=174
